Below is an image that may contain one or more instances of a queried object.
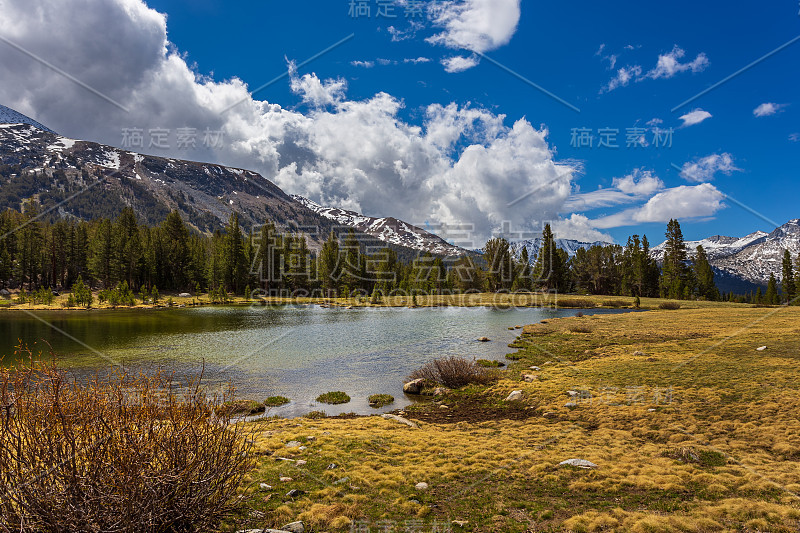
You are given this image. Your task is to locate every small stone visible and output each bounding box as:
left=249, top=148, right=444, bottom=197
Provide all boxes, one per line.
left=285, top=489, right=304, bottom=498
left=259, top=483, right=273, bottom=491
left=505, top=390, right=523, bottom=401
left=280, top=521, right=305, bottom=533
left=648, top=408, right=657, bottom=412
left=298, top=446, right=307, bottom=451
left=452, top=520, right=469, bottom=527
left=566, top=390, right=578, bottom=397
left=633, top=351, right=645, bottom=356
left=564, top=402, right=577, bottom=408
left=295, top=460, right=307, bottom=466
left=477, top=337, right=490, bottom=342
left=326, top=463, right=338, bottom=470
left=529, top=366, right=541, bottom=371
left=756, top=346, right=767, bottom=351
left=381, top=413, right=419, bottom=428
left=515, top=325, right=522, bottom=329
left=306, top=436, right=316, bottom=441
left=522, top=374, right=537, bottom=382
left=279, top=476, right=293, bottom=483
left=334, top=477, right=350, bottom=485
left=285, top=441, right=302, bottom=448
left=543, top=412, right=556, bottom=418
left=559, top=458, right=598, bottom=469
left=409, top=499, right=420, bottom=505
left=439, top=404, right=449, bottom=409
left=322, top=431, right=331, bottom=435
left=415, top=482, right=429, bottom=491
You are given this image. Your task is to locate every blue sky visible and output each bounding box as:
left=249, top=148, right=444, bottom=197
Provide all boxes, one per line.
left=2, top=0, right=799, bottom=245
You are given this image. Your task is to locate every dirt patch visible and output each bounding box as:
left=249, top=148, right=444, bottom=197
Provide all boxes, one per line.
left=400, top=397, right=538, bottom=424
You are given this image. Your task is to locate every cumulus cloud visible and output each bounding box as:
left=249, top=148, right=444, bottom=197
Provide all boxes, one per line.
left=679, top=109, right=712, bottom=127
left=753, top=102, right=787, bottom=117
left=679, top=153, right=740, bottom=183
left=0, top=0, right=577, bottom=244
left=427, top=0, right=521, bottom=71
left=441, top=55, right=480, bottom=73
left=551, top=214, right=613, bottom=243
left=351, top=60, right=375, bottom=68
left=591, top=184, right=725, bottom=228
left=601, top=65, right=642, bottom=93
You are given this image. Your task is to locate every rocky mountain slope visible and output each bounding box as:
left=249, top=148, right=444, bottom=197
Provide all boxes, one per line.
left=292, top=196, right=465, bottom=257
left=652, top=220, right=800, bottom=285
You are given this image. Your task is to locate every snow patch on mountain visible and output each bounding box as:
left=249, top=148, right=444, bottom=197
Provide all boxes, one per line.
left=511, top=238, right=611, bottom=264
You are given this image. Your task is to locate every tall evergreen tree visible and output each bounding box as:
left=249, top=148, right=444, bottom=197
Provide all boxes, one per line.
left=659, top=219, right=690, bottom=299
left=319, top=230, right=340, bottom=297
left=533, top=224, right=568, bottom=292
left=693, top=245, right=718, bottom=300
left=781, top=249, right=795, bottom=304
left=765, top=273, right=779, bottom=305
left=483, top=237, right=513, bottom=291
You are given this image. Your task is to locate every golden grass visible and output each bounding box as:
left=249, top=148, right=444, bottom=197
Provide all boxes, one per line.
left=228, top=306, right=800, bottom=532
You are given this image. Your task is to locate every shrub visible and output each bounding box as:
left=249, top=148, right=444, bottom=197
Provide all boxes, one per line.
left=659, top=302, right=682, bottom=310
left=601, top=299, right=629, bottom=308
left=568, top=324, right=594, bottom=333
left=316, top=391, right=351, bottom=404
left=304, top=410, right=327, bottom=419
left=215, top=399, right=266, bottom=417
left=367, top=394, right=394, bottom=407
left=408, top=357, right=499, bottom=389
left=0, top=345, right=254, bottom=532
left=264, top=395, right=290, bottom=407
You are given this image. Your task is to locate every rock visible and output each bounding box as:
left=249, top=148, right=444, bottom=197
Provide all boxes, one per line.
left=295, top=460, right=307, bottom=466
left=403, top=378, right=426, bottom=394
left=306, top=436, right=316, bottom=441
left=381, top=413, right=419, bottom=428
left=326, top=463, right=338, bottom=470
left=280, top=521, right=305, bottom=533
left=543, top=412, right=556, bottom=418
left=322, top=431, right=331, bottom=435
left=452, top=520, right=469, bottom=527
left=334, top=477, right=350, bottom=485
left=415, top=482, right=429, bottom=491
left=298, top=446, right=307, bottom=451
left=505, top=390, right=523, bottom=401
left=564, top=402, right=577, bottom=408
left=178, top=292, right=191, bottom=298
left=633, top=350, right=645, bottom=356
left=529, top=366, right=541, bottom=371
left=259, top=483, right=273, bottom=491
left=648, top=408, right=657, bottom=412
left=285, top=441, right=302, bottom=448
left=756, top=346, right=767, bottom=351
left=522, top=374, right=537, bottom=382
left=508, top=327, right=515, bottom=330
left=433, top=387, right=450, bottom=396
left=477, top=336, right=491, bottom=342
left=438, top=404, right=449, bottom=409
left=566, top=390, right=578, bottom=397
left=515, top=325, right=522, bottom=329
left=285, top=489, right=304, bottom=498
left=279, top=476, right=293, bottom=482
left=559, top=458, right=598, bottom=469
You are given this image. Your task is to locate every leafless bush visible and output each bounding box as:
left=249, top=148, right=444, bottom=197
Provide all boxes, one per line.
left=408, top=357, right=499, bottom=389
left=658, top=302, right=682, bottom=310
left=0, top=344, right=254, bottom=532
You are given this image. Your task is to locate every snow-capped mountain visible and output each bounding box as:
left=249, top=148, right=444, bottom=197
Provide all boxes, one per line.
left=0, top=105, right=54, bottom=134
left=652, top=221, right=800, bottom=285
left=511, top=238, right=611, bottom=263
left=292, top=195, right=466, bottom=257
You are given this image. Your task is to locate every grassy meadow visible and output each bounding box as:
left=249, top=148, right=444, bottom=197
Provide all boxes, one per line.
left=229, top=304, right=800, bottom=532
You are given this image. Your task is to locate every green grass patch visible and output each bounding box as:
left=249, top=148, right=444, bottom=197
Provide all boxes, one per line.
left=367, top=394, right=394, bottom=407
left=316, top=391, right=351, bottom=405
left=476, top=359, right=504, bottom=368
left=263, top=395, right=290, bottom=407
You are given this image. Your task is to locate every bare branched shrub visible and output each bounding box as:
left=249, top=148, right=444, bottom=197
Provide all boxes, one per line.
left=408, top=357, right=499, bottom=389
left=0, top=344, right=254, bottom=532
left=658, top=302, right=682, bottom=310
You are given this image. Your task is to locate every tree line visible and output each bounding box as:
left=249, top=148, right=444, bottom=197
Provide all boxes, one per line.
left=2, top=203, right=797, bottom=304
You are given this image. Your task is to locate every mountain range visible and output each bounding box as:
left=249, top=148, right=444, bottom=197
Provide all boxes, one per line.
left=0, top=104, right=796, bottom=290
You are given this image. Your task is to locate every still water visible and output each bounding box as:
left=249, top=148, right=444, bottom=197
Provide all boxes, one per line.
left=0, top=305, right=623, bottom=416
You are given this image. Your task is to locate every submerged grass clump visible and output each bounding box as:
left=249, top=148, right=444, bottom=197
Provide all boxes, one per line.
left=367, top=394, right=394, bottom=407
left=316, top=391, right=351, bottom=405
left=264, top=395, right=290, bottom=407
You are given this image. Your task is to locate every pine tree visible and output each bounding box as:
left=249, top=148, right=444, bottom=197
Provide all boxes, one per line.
left=483, top=237, right=513, bottom=291
left=319, top=230, right=340, bottom=297
left=659, top=219, right=690, bottom=299
left=533, top=224, right=567, bottom=292
left=223, top=212, right=246, bottom=294
left=765, top=274, right=779, bottom=305
left=781, top=249, right=795, bottom=304
left=693, top=245, right=718, bottom=300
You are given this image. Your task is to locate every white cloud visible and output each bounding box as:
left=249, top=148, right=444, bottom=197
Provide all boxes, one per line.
left=564, top=168, right=663, bottom=211
left=427, top=0, right=521, bottom=71
left=678, top=108, right=712, bottom=127
left=351, top=60, right=375, bottom=68
left=551, top=214, right=613, bottom=243
left=0, top=0, right=578, bottom=245
left=403, top=57, right=431, bottom=64
left=441, top=55, right=480, bottom=73
left=679, top=153, right=740, bottom=183
left=601, top=65, right=642, bottom=93
left=591, top=184, right=725, bottom=228
left=643, top=45, right=709, bottom=80
left=601, top=45, right=708, bottom=93
left=753, top=102, right=787, bottom=117
left=790, top=133, right=800, bottom=142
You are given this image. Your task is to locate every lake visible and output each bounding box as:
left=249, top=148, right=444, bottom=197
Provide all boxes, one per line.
left=0, top=304, right=625, bottom=416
